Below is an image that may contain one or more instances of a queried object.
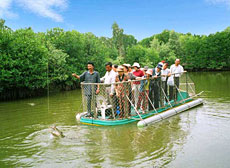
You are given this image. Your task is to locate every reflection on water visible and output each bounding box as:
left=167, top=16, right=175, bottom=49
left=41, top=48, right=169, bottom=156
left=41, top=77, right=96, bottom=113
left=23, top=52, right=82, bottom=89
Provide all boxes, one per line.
left=0, top=72, right=230, bottom=167
left=190, top=71, right=230, bottom=99
left=169, top=72, right=230, bottom=168
left=0, top=117, right=192, bottom=168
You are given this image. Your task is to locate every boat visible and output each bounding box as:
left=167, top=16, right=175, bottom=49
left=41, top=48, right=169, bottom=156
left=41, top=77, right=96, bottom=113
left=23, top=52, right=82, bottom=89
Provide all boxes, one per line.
left=76, top=72, right=203, bottom=126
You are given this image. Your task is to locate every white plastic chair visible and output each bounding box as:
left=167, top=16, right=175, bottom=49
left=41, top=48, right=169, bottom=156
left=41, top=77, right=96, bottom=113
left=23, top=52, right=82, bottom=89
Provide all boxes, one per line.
left=96, top=95, right=113, bottom=119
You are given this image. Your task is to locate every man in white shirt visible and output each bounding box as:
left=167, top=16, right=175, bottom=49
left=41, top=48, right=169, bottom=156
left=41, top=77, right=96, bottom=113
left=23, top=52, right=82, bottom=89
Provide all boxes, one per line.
left=170, top=59, right=184, bottom=77
left=101, top=62, right=116, bottom=96
left=169, top=59, right=184, bottom=101
left=161, top=62, right=170, bottom=98
left=100, top=62, right=117, bottom=117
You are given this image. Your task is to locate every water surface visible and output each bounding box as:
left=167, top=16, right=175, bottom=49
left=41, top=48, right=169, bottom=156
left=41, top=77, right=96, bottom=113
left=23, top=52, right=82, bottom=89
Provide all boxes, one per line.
left=0, top=72, right=230, bottom=167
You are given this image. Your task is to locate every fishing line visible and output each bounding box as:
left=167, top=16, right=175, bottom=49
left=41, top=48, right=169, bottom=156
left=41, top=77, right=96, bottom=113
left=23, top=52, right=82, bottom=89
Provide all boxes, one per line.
left=47, top=54, right=49, bottom=114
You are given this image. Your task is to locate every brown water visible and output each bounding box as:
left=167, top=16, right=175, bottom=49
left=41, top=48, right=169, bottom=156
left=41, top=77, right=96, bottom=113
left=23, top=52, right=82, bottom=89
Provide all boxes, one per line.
left=0, top=72, right=230, bottom=168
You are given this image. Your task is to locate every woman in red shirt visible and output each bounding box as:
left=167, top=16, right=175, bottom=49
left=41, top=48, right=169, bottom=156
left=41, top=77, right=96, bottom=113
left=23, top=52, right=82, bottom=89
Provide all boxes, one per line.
left=132, top=62, right=144, bottom=108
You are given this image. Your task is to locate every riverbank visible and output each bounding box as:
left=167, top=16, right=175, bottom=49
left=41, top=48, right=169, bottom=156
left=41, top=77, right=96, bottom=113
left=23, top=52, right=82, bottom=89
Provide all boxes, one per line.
left=1, top=70, right=229, bottom=101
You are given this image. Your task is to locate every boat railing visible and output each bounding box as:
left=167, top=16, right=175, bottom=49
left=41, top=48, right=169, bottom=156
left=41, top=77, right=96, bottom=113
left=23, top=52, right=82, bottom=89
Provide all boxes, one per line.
left=80, top=72, right=196, bottom=120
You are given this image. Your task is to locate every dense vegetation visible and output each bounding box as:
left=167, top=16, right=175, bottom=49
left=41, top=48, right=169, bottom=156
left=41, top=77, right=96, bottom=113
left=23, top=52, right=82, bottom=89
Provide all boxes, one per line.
left=1, top=19, right=230, bottom=100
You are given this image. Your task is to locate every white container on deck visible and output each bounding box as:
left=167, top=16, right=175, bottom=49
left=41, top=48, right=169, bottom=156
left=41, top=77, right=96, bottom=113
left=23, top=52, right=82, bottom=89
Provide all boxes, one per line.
left=137, top=98, right=204, bottom=127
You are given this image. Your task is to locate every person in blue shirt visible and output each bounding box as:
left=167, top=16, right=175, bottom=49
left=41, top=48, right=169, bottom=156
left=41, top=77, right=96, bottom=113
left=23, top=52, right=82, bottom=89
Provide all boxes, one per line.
left=72, top=62, right=100, bottom=117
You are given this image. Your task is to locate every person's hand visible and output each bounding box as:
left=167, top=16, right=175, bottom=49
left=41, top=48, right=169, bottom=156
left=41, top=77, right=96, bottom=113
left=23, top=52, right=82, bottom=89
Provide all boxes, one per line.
left=168, top=73, right=171, bottom=77
left=110, top=93, right=114, bottom=97
left=115, top=90, right=119, bottom=97
left=72, top=73, right=80, bottom=79
left=96, top=89, right=100, bottom=94
left=154, top=75, right=158, bottom=79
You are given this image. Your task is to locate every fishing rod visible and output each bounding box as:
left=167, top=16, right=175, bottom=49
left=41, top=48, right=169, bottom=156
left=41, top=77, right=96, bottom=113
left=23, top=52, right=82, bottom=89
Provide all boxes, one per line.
left=174, top=84, right=186, bottom=104
left=160, top=87, right=173, bottom=108
left=176, top=91, right=204, bottom=104
left=144, top=91, right=158, bottom=114
left=126, top=95, right=143, bottom=120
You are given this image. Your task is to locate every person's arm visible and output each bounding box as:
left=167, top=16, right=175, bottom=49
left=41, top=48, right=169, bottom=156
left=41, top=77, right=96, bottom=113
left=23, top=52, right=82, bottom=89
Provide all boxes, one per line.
left=110, top=73, right=116, bottom=96
left=136, top=77, right=143, bottom=80
left=100, top=76, right=105, bottom=83
left=96, top=72, right=100, bottom=94
left=115, top=76, right=119, bottom=96
left=96, top=84, right=100, bottom=94
left=124, top=75, right=128, bottom=81
left=100, top=72, right=107, bottom=83
left=170, top=65, right=173, bottom=73
left=72, top=73, right=80, bottom=79
left=72, top=72, right=85, bottom=81
left=80, top=72, right=87, bottom=82
left=131, top=73, right=137, bottom=80
left=167, top=69, right=171, bottom=77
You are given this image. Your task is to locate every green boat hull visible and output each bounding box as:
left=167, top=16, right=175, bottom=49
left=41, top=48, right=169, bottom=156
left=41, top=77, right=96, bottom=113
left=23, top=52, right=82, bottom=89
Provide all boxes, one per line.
left=80, top=91, right=191, bottom=126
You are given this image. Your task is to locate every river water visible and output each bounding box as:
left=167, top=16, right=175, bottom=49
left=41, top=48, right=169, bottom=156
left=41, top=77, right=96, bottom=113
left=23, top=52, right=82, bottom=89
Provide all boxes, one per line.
left=0, top=72, right=229, bottom=168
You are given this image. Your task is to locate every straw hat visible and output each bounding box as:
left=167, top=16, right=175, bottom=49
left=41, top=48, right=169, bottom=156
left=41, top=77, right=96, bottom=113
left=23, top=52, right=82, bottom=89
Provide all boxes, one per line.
left=146, top=69, right=153, bottom=75
left=117, top=66, right=124, bottom=72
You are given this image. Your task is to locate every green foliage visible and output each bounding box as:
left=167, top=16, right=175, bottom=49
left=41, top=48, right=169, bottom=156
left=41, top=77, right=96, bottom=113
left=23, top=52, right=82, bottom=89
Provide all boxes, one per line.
left=126, top=45, right=146, bottom=64
left=155, top=29, right=171, bottom=44
left=46, top=43, right=69, bottom=87
left=126, top=45, right=159, bottom=67
left=0, top=26, right=50, bottom=100
left=179, top=31, right=230, bottom=70
left=112, top=22, right=125, bottom=60
left=150, top=36, right=176, bottom=65
left=138, top=29, right=171, bottom=47
left=123, top=34, right=137, bottom=50
left=138, top=35, right=154, bottom=47
left=111, top=22, right=137, bottom=63
left=1, top=19, right=230, bottom=100
left=145, top=48, right=160, bottom=67
left=142, top=28, right=230, bottom=70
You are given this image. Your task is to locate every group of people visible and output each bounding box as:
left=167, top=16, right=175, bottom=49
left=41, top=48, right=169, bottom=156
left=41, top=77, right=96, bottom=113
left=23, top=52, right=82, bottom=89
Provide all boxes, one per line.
left=72, top=59, right=184, bottom=118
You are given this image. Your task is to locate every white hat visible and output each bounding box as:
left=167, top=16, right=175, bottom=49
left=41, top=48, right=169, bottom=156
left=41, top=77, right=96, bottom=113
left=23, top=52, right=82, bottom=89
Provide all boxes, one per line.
left=132, top=62, right=140, bottom=68
left=157, top=62, right=163, bottom=69
left=122, top=63, right=131, bottom=68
